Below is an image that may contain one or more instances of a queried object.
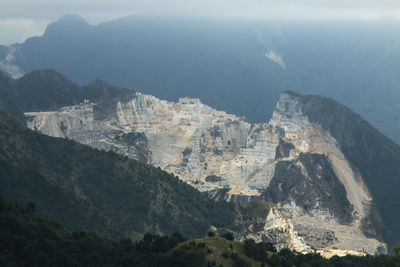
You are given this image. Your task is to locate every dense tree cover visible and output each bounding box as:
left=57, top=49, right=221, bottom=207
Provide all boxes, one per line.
left=243, top=240, right=400, bottom=267
left=0, top=69, right=134, bottom=122
left=0, top=111, right=237, bottom=239
left=0, top=196, right=207, bottom=266
left=222, top=232, right=235, bottom=241
left=243, top=239, right=276, bottom=262
left=1, top=196, right=399, bottom=267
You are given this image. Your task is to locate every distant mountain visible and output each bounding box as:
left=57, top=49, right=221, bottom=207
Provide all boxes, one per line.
left=0, top=45, right=7, bottom=60
left=0, top=69, right=134, bottom=122
left=18, top=68, right=399, bottom=252
left=0, top=104, right=317, bottom=253
left=1, top=67, right=398, bottom=250
left=2, top=15, right=400, bottom=144
left=0, top=110, right=237, bottom=239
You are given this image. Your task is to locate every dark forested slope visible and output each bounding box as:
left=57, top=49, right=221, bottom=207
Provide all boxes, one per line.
left=0, top=111, right=236, bottom=239
left=0, top=69, right=134, bottom=121
left=1, top=196, right=399, bottom=266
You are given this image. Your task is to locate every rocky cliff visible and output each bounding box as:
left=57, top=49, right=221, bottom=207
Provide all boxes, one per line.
left=25, top=91, right=387, bottom=254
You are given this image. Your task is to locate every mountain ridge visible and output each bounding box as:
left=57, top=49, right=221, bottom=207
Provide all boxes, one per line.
left=0, top=109, right=238, bottom=239
left=0, top=69, right=134, bottom=122
left=20, top=73, right=394, bottom=252
left=1, top=69, right=398, bottom=252
left=3, top=15, right=400, bottom=144
left=297, top=93, right=400, bottom=246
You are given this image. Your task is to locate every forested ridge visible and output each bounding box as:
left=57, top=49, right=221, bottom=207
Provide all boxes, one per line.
left=1, top=196, right=399, bottom=267
left=0, top=110, right=236, bottom=239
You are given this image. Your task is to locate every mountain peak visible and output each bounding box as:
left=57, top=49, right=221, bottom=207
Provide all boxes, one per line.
left=44, top=15, right=91, bottom=37
left=58, top=14, right=89, bottom=24
left=273, top=91, right=304, bottom=117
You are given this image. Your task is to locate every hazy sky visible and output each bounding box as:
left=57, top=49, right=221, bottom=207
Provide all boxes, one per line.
left=1, top=0, right=400, bottom=45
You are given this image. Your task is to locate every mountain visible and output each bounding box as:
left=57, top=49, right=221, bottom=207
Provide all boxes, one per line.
left=2, top=196, right=400, bottom=266
left=2, top=15, right=400, bottom=145
left=22, top=68, right=400, bottom=253
left=2, top=69, right=399, bottom=253
left=0, top=70, right=315, bottom=255
left=0, top=109, right=238, bottom=239
left=0, top=69, right=134, bottom=122
left=0, top=195, right=204, bottom=266
left=0, top=45, right=7, bottom=60
left=297, top=93, right=400, bottom=247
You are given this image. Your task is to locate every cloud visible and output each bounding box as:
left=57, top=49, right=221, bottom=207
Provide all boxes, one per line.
left=0, top=18, right=50, bottom=45
left=1, top=0, right=400, bottom=44
left=2, top=0, right=400, bottom=21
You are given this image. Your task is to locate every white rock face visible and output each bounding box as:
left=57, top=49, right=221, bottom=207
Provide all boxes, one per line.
left=265, top=50, right=286, bottom=70
left=242, top=205, right=309, bottom=252
left=0, top=46, right=25, bottom=79
left=27, top=92, right=280, bottom=196
left=25, top=91, right=386, bottom=255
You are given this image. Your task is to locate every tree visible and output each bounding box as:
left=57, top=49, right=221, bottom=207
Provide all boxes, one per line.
left=392, top=247, right=400, bottom=256
left=25, top=202, right=36, bottom=212
left=221, top=232, right=234, bottom=241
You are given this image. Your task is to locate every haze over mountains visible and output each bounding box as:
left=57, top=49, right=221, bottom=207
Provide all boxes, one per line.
left=1, top=69, right=400, bottom=255
left=2, top=15, right=400, bottom=145
left=1, top=13, right=400, bottom=264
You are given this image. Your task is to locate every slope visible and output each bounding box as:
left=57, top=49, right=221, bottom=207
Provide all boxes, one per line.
left=2, top=196, right=399, bottom=266
left=0, top=110, right=236, bottom=239
left=0, top=69, right=134, bottom=122
left=5, top=15, right=400, bottom=144
left=296, top=92, right=400, bottom=247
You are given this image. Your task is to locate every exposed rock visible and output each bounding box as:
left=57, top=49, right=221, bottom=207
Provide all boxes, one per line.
left=265, top=153, right=354, bottom=225
left=275, top=138, right=295, bottom=160
left=237, top=201, right=309, bottom=252
left=264, top=49, right=286, bottom=70
left=25, top=91, right=387, bottom=254
left=0, top=45, right=24, bottom=79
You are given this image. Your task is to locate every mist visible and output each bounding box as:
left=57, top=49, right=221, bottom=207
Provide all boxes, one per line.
left=1, top=0, right=400, bottom=45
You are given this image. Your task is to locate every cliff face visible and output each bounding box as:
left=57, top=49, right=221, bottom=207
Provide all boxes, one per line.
left=25, top=91, right=387, bottom=254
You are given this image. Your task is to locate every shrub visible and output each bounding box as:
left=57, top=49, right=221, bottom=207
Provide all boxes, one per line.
left=222, top=232, right=234, bottom=241
left=208, top=231, right=216, bottom=237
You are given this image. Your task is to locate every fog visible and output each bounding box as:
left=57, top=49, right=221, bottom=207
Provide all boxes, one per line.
left=1, top=0, right=400, bottom=45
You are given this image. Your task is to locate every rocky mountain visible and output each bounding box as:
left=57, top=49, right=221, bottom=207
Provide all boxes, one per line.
left=0, top=109, right=241, bottom=240
left=24, top=77, right=400, bottom=253
left=3, top=15, right=400, bottom=145
left=0, top=69, right=316, bottom=254
left=0, top=95, right=322, bottom=257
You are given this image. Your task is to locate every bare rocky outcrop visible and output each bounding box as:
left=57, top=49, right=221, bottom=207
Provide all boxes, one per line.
left=0, top=45, right=25, bottom=79
left=25, top=91, right=387, bottom=255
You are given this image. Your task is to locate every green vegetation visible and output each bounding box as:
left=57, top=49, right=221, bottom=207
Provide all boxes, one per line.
left=0, top=69, right=134, bottom=122
left=243, top=239, right=276, bottom=262
left=208, top=231, right=216, bottom=237
left=222, top=232, right=235, bottom=241
left=0, top=196, right=204, bottom=266
left=0, top=111, right=237, bottom=239
left=1, top=196, right=400, bottom=266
